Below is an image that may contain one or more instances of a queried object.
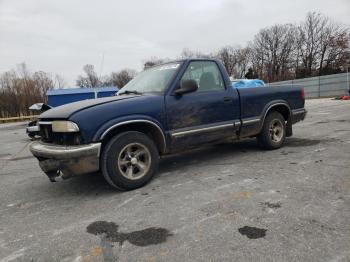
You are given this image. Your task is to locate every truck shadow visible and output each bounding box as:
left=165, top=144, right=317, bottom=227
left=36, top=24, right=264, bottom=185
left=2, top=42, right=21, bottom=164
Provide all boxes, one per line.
left=28, top=136, right=325, bottom=196
left=157, top=136, right=328, bottom=175
left=158, top=139, right=259, bottom=174
left=38, top=171, right=119, bottom=198
left=41, top=139, right=260, bottom=197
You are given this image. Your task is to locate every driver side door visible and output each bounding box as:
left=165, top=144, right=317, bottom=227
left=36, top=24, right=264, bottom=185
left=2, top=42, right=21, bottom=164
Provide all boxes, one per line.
left=165, top=61, right=240, bottom=150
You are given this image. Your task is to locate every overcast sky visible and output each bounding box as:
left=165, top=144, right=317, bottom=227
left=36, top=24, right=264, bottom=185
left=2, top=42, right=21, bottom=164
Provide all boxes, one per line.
left=0, top=0, right=349, bottom=86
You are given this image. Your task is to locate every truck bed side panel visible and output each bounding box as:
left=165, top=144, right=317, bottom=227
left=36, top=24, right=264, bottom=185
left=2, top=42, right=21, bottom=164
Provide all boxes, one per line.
left=237, top=85, right=304, bottom=137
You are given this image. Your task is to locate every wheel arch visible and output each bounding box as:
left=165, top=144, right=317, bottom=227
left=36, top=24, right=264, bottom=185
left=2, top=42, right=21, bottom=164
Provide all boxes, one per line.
left=260, top=101, right=292, bottom=135
left=98, top=120, right=167, bottom=154
left=263, top=102, right=291, bottom=122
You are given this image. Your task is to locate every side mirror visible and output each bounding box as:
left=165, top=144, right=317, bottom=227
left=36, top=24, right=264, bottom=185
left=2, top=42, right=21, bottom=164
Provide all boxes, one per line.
left=174, top=80, right=198, bottom=95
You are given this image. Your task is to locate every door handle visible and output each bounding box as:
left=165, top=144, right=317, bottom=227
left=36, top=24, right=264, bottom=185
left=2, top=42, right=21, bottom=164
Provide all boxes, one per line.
left=223, top=97, right=232, bottom=103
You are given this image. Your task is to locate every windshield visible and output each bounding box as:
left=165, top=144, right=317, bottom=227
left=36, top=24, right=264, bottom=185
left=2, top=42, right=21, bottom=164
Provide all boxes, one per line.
left=118, top=63, right=181, bottom=94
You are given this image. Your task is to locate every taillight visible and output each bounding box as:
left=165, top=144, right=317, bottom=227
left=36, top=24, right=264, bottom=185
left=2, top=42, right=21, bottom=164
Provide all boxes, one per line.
left=301, top=88, right=305, bottom=100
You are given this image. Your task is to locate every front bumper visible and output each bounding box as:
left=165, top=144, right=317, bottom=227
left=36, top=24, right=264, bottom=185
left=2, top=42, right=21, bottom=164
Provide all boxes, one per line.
left=30, top=142, right=101, bottom=181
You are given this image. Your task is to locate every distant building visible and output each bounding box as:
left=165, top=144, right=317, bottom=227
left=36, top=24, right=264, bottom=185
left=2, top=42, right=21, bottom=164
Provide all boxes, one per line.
left=46, top=87, right=119, bottom=107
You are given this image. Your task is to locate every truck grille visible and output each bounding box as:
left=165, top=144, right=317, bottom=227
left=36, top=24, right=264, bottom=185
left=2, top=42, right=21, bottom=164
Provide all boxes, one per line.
left=39, top=123, right=82, bottom=145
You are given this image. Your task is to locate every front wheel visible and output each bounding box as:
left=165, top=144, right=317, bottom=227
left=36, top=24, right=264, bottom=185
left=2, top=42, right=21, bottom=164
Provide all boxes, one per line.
left=257, top=111, right=286, bottom=150
left=101, top=131, right=159, bottom=190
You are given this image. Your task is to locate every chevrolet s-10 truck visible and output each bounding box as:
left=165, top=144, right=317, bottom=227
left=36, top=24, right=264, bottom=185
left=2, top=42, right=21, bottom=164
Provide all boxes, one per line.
left=30, top=59, right=307, bottom=190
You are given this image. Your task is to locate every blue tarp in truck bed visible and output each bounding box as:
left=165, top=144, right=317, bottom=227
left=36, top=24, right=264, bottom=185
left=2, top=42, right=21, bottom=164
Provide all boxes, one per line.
left=232, top=79, right=265, bottom=88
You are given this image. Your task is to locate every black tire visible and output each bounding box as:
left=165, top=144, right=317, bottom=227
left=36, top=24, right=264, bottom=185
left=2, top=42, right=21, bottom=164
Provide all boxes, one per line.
left=257, top=111, right=286, bottom=150
left=101, top=131, right=159, bottom=190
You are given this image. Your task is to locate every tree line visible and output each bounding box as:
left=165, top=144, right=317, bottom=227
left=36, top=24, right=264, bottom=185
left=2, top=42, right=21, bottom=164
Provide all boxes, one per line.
left=0, top=62, right=137, bottom=117
left=0, top=64, right=59, bottom=118
left=146, top=12, right=350, bottom=83
left=1, top=12, right=349, bottom=117
left=76, top=64, right=137, bottom=88
left=79, top=12, right=350, bottom=87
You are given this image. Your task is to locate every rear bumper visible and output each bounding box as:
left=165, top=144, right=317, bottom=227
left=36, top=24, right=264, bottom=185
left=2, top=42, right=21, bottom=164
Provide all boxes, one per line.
left=30, top=142, right=101, bottom=181
left=291, top=108, right=307, bottom=124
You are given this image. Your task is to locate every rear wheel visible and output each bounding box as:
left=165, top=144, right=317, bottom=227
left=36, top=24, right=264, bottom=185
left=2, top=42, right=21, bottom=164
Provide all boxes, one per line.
left=101, top=131, right=159, bottom=190
left=257, top=111, right=286, bottom=150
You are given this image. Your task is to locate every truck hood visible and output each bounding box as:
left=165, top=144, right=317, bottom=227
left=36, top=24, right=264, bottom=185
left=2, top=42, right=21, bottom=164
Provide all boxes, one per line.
left=40, top=95, right=139, bottom=119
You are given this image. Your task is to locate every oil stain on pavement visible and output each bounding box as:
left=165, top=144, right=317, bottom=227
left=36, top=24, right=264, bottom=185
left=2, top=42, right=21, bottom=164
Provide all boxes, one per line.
left=238, top=226, right=267, bottom=239
left=86, top=221, right=173, bottom=261
left=87, top=221, right=173, bottom=247
left=262, top=202, right=281, bottom=209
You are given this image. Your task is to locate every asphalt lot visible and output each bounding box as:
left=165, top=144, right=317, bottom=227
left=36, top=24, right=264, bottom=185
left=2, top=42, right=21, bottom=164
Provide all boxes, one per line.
left=0, top=98, right=349, bottom=262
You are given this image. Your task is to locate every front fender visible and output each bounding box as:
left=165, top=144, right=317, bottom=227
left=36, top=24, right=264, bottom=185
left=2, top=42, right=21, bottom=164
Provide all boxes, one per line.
left=92, top=115, right=167, bottom=142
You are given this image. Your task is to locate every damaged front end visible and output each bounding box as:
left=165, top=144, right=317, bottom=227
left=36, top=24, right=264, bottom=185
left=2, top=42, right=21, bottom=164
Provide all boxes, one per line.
left=29, top=120, right=101, bottom=182
left=30, top=142, right=101, bottom=182
left=26, top=103, right=53, bottom=138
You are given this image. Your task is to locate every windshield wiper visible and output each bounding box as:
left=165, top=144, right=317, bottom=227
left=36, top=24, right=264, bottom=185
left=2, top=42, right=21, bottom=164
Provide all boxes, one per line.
left=118, top=90, right=142, bottom=95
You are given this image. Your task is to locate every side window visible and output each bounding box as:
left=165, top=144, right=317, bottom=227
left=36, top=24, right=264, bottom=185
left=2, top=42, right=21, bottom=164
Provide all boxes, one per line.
left=180, top=61, right=225, bottom=92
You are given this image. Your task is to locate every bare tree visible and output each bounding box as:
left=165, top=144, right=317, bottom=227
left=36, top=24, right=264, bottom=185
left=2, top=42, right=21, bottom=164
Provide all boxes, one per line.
left=251, top=24, right=297, bottom=82
left=54, top=74, right=67, bottom=89
left=143, top=57, right=166, bottom=70
left=76, top=64, right=100, bottom=87
left=33, top=71, right=54, bottom=103
left=318, top=23, right=350, bottom=75
left=110, top=69, right=137, bottom=88
left=216, top=46, right=237, bottom=76
left=297, top=12, right=328, bottom=77
left=238, top=47, right=253, bottom=78
left=216, top=46, right=252, bottom=78
left=0, top=63, right=54, bottom=117
left=295, top=12, right=350, bottom=78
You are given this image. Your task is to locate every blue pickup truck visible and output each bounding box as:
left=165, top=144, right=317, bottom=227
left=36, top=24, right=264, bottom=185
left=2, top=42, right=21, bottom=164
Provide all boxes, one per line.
left=30, top=59, right=306, bottom=190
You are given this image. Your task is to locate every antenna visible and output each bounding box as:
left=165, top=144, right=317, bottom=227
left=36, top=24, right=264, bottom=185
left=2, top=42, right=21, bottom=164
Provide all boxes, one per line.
left=99, top=52, right=105, bottom=80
